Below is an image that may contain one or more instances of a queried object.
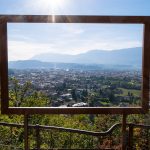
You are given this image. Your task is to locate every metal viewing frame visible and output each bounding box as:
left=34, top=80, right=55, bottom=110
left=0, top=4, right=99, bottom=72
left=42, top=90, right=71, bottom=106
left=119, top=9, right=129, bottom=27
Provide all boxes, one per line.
left=0, top=15, right=150, bottom=114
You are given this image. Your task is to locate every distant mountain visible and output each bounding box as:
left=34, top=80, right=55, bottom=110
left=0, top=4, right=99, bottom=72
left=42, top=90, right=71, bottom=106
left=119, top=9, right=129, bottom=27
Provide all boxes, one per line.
left=9, top=60, right=53, bottom=69
left=9, top=47, right=142, bottom=70
left=8, top=60, right=136, bottom=70
left=31, top=47, right=142, bottom=67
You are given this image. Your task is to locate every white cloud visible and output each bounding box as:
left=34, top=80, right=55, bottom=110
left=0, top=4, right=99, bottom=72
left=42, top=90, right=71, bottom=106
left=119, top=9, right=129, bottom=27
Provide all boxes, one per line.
left=62, top=39, right=142, bottom=55
left=8, top=40, right=54, bottom=61
left=63, top=25, right=84, bottom=35
left=8, top=37, right=142, bottom=61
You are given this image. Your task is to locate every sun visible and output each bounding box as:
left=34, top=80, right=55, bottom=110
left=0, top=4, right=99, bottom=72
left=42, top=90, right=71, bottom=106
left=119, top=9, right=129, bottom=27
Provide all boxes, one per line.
left=38, top=0, right=67, bottom=12
left=46, top=0, right=65, bottom=7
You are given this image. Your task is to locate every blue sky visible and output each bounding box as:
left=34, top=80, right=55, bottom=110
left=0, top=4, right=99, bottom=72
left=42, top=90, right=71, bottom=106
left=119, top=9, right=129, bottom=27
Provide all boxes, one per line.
left=0, top=0, right=150, bottom=61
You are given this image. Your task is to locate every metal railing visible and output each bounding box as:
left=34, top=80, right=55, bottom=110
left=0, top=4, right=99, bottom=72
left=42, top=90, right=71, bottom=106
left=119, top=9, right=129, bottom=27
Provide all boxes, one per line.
left=0, top=122, right=150, bottom=149
left=127, top=123, right=150, bottom=149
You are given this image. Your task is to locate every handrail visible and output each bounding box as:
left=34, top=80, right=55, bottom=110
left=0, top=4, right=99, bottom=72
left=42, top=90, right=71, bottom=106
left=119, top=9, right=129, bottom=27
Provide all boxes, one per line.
left=0, top=122, right=121, bottom=136
left=127, top=123, right=150, bottom=128
left=0, top=122, right=150, bottom=136
left=0, top=122, right=150, bottom=149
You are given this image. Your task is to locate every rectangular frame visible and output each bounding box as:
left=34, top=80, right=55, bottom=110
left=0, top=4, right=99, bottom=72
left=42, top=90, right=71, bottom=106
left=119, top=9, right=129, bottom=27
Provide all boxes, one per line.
left=0, top=15, right=150, bottom=114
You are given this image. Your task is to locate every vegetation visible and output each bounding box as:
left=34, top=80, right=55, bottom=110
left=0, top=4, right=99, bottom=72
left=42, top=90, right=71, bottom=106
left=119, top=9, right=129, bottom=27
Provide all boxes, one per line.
left=0, top=76, right=149, bottom=149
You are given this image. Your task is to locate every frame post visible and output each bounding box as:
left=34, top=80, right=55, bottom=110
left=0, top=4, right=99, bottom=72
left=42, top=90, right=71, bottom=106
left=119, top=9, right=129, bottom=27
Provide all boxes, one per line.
left=142, top=23, right=150, bottom=112
left=0, top=18, right=9, bottom=114
left=36, top=124, right=40, bottom=150
left=24, top=114, right=29, bottom=150
left=122, top=114, right=127, bottom=150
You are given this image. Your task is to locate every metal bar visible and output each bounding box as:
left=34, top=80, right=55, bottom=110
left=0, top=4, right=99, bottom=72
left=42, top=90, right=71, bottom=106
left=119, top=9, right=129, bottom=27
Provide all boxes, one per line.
left=128, top=123, right=150, bottom=128
left=122, top=114, right=127, bottom=150
left=148, top=129, right=150, bottom=149
left=142, top=23, right=150, bottom=112
left=1, top=122, right=150, bottom=136
left=0, top=122, right=121, bottom=136
left=24, top=114, right=29, bottom=150
left=0, top=18, right=9, bottom=114
left=7, top=107, right=144, bottom=115
left=36, top=124, right=40, bottom=150
left=0, top=15, right=150, bottom=23
left=128, top=124, right=133, bottom=150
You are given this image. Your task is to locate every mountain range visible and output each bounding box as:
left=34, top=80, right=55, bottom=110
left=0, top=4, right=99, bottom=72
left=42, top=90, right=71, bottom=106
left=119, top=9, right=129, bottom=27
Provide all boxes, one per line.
left=9, top=47, right=142, bottom=70
left=31, top=47, right=142, bottom=66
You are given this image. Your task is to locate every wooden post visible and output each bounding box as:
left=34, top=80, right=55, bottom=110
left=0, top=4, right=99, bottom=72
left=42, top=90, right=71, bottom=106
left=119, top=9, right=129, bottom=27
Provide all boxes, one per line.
left=122, top=114, right=127, bottom=150
left=24, top=114, right=29, bottom=150
left=128, top=124, right=133, bottom=150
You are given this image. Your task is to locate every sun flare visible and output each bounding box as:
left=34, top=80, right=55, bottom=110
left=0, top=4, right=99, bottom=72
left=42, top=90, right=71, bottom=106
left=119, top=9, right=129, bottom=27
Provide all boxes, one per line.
left=46, top=0, right=65, bottom=7
left=38, top=0, right=67, bottom=11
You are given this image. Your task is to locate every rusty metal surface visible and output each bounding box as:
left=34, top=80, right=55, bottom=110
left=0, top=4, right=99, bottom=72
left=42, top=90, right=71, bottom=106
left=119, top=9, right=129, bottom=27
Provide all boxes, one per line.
left=0, top=15, right=150, bottom=23
left=0, top=19, right=9, bottom=114
left=6, top=107, right=144, bottom=114
left=142, top=23, right=150, bottom=111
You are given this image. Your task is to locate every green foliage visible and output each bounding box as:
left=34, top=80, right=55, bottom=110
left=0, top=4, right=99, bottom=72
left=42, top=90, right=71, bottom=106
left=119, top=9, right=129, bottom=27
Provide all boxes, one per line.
left=0, top=77, right=149, bottom=149
left=9, top=77, right=50, bottom=107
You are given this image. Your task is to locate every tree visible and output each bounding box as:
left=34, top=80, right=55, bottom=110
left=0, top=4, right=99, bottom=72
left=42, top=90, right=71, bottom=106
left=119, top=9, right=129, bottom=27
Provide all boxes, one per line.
left=9, top=77, right=49, bottom=107
left=71, top=88, right=77, bottom=102
left=108, top=91, right=115, bottom=103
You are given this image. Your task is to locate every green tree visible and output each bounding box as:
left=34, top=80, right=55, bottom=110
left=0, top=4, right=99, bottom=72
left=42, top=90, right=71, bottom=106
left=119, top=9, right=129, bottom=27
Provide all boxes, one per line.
left=71, top=89, right=77, bottom=102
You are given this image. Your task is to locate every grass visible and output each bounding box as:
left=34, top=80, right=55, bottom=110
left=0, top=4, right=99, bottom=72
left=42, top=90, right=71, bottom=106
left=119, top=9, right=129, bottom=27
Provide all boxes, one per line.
left=116, top=88, right=141, bottom=97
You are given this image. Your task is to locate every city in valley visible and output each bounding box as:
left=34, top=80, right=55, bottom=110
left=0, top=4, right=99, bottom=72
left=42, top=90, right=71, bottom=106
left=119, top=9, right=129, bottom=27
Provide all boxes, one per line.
left=8, top=68, right=142, bottom=108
